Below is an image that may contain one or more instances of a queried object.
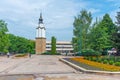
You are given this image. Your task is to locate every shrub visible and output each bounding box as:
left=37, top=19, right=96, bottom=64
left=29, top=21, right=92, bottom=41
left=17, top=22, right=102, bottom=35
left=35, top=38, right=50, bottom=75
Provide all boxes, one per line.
left=88, top=56, right=93, bottom=61
left=109, top=60, right=114, bottom=65
left=115, top=62, right=120, bottom=66
left=103, top=60, right=108, bottom=64
left=101, top=57, right=107, bottom=61
left=84, top=56, right=92, bottom=60
left=97, top=58, right=102, bottom=63
left=91, top=57, right=97, bottom=61
left=42, top=52, right=61, bottom=55
left=81, top=49, right=101, bottom=56
left=42, top=52, right=51, bottom=55
left=56, top=52, right=61, bottom=55
left=84, top=57, right=88, bottom=60
left=101, top=50, right=108, bottom=55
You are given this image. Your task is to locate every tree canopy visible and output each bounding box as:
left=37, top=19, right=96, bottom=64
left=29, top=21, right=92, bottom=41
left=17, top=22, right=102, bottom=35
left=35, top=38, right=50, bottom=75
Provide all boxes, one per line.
left=0, top=20, right=10, bottom=53
left=72, top=9, right=92, bottom=52
left=0, top=20, right=35, bottom=54
left=8, top=34, right=35, bottom=54
left=73, top=10, right=118, bottom=54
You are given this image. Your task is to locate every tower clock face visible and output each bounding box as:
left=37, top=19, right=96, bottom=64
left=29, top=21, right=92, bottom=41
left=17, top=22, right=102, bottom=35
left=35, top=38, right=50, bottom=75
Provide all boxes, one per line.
left=40, top=24, right=44, bottom=27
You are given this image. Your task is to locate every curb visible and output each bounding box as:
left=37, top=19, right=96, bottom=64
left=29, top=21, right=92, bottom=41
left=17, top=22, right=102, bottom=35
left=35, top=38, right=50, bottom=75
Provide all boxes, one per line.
left=59, top=58, right=120, bottom=75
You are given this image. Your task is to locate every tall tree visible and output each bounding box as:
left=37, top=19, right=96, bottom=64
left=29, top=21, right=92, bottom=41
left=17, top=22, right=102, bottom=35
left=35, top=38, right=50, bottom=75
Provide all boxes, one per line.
left=72, top=9, right=92, bottom=52
left=101, top=14, right=117, bottom=35
left=111, top=33, right=120, bottom=50
left=0, top=20, right=10, bottom=53
left=51, top=36, right=56, bottom=54
left=89, top=21, right=110, bottom=51
left=89, top=14, right=116, bottom=51
left=111, top=8, right=120, bottom=50
left=116, top=8, right=120, bottom=32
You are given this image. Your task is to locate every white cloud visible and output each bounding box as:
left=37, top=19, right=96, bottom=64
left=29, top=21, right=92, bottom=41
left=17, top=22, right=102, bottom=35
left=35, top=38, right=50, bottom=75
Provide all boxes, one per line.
left=0, top=0, right=119, bottom=41
left=88, top=8, right=100, bottom=14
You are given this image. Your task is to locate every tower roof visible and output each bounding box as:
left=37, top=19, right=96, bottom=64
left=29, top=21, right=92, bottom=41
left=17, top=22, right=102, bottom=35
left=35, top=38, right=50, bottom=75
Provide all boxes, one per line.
left=39, top=13, right=43, bottom=24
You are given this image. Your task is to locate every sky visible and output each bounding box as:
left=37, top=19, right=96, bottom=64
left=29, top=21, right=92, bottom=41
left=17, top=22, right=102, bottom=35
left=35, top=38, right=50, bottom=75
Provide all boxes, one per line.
left=0, top=0, right=119, bottom=41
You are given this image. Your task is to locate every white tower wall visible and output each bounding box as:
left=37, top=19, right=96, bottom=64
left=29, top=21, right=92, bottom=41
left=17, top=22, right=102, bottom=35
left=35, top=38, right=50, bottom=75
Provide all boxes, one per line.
left=41, top=28, right=45, bottom=38
left=38, top=28, right=41, bottom=37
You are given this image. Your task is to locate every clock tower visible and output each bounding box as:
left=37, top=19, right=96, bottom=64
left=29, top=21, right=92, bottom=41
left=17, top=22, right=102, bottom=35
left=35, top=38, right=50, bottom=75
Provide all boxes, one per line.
left=35, top=13, right=46, bottom=54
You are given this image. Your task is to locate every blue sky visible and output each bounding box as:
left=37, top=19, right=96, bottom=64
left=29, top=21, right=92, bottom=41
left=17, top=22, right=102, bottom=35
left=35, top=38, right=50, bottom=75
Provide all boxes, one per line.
left=0, top=0, right=119, bottom=41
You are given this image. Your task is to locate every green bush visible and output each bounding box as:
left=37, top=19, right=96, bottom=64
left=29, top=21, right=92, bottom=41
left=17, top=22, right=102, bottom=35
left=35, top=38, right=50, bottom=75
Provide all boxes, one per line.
left=56, top=52, right=61, bottom=55
left=115, top=62, right=120, bottom=66
left=91, top=57, right=97, bottom=61
left=84, top=57, right=88, bottom=60
left=97, top=58, right=102, bottom=63
left=101, top=57, right=107, bottom=61
left=81, top=49, right=101, bottom=56
left=109, top=60, right=114, bottom=65
left=101, top=50, right=108, bottom=55
left=42, top=52, right=61, bottom=55
left=88, top=56, right=93, bottom=61
left=42, top=52, right=51, bottom=55
left=103, top=60, right=108, bottom=64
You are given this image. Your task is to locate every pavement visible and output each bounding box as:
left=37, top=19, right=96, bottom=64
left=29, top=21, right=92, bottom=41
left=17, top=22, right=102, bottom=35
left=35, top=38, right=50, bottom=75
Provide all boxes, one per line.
left=0, top=55, right=120, bottom=80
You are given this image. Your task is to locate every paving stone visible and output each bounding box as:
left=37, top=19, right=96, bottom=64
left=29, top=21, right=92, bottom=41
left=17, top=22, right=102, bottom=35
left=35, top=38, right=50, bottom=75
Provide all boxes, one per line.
left=0, top=55, right=119, bottom=80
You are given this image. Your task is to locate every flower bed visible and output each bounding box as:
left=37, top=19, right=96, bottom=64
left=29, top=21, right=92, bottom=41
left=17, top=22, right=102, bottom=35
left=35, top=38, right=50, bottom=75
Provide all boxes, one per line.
left=15, top=54, right=28, bottom=57
left=64, top=58, right=104, bottom=71
left=71, top=57, right=120, bottom=71
left=12, top=54, right=28, bottom=59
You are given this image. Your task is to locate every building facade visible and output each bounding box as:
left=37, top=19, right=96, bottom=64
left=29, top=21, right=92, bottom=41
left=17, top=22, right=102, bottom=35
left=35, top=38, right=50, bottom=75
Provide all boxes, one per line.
left=46, top=41, right=73, bottom=54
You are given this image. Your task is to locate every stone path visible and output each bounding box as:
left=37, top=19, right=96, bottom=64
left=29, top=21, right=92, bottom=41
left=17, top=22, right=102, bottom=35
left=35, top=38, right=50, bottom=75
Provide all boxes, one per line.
left=0, top=55, right=120, bottom=80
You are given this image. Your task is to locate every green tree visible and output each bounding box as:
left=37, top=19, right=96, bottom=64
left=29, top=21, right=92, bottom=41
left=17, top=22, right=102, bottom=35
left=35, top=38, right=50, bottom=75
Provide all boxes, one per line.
left=0, top=20, right=10, bottom=53
left=72, top=9, right=92, bottom=52
left=26, top=40, right=35, bottom=54
left=111, top=9, right=120, bottom=50
left=111, top=33, right=120, bottom=50
left=89, top=14, right=116, bottom=51
left=8, top=34, right=35, bottom=54
left=89, top=21, right=110, bottom=51
left=51, top=36, right=56, bottom=54
left=116, top=9, right=120, bottom=32
left=101, top=14, right=117, bottom=35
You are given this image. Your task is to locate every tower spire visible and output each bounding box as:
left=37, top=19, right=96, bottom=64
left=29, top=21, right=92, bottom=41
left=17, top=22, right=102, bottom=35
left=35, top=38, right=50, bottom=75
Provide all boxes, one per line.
left=39, top=12, right=43, bottom=24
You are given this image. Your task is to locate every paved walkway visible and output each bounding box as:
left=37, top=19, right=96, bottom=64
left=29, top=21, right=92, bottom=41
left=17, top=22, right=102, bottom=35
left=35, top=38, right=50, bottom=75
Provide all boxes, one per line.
left=0, top=55, right=120, bottom=80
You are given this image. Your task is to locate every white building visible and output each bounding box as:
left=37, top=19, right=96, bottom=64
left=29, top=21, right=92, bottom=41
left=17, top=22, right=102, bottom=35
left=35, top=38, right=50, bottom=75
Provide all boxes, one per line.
left=46, top=41, right=73, bottom=54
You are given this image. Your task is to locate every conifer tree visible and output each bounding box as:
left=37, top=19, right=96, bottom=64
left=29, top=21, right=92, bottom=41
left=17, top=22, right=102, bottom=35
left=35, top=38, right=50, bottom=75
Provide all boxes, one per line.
left=51, top=36, right=56, bottom=54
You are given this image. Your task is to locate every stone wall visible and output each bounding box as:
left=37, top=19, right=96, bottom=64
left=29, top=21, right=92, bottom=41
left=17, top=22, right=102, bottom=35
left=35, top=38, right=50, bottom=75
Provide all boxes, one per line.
left=35, top=38, right=46, bottom=54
